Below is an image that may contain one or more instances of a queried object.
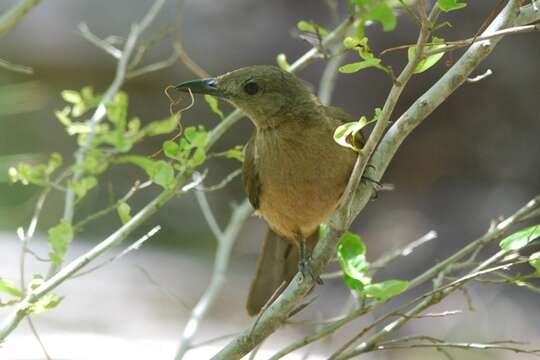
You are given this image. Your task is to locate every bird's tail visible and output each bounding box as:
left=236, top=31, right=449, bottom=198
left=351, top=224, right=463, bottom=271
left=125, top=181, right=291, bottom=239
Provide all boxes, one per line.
left=246, top=229, right=317, bottom=316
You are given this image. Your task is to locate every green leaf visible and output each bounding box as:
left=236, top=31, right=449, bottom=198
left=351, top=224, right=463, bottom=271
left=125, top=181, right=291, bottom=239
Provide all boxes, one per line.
left=363, top=280, right=409, bottom=301
left=276, top=53, right=290, bottom=71
left=334, top=121, right=364, bottom=150
left=61, top=90, right=82, bottom=104
left=48, top=219, right=74, bottom=266
left=204, top=95, right=224, bottom=120
left=529, top=252, right=540, bottom=274
left=408, top=37, right=446, bottom=74
left=55, top=106, right=72, bottom=126
left=8, top=153, right=62, bottom=186
left=69, top=176, right=97, bottom=200
left=437, top=0, right=467, bottom=12
left=117, top=202, right=131, bottom=224
left=163, top=140, right=181, bottom=159
left=149, top=161, right=175, bottom=189
left=0, top=278, right=24, bottom=298
left=339, top=58, right=383, bottom=74
left=29, top=293, right=63, bottom=314
left=499, top=225, right=540, bottom=251
left=143, top=115, right=179, bottom=136
left=337, top=232, right=371, bottom=285
left=107, top=92, right=128, bottom=130
left=190, top=147, right=206, bottom=168
left=319, top=223, right=329, bottom=239
left=343, top=36, right=365, bottom=49
left=225, top=145, right=244, bottom=162
left=117, top=156, right=176, bottom=189
left=83, top=149, right=109, bottom=175
left=297, top=20, right=329, bottom=35
left=366, top=3, right=397, bottom=32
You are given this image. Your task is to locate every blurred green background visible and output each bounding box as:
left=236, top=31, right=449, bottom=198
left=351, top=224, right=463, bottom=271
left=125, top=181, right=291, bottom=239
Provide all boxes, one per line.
left=1, top=0, right=539, bottom=359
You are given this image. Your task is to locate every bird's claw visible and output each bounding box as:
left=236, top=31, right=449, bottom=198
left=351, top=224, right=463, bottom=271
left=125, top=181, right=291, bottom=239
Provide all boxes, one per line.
left=298, top=242, right=323, bottom=285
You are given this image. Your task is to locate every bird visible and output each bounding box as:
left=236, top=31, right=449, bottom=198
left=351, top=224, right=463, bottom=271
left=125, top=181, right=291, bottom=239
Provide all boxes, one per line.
left=175, top=65, right=358, bottom=315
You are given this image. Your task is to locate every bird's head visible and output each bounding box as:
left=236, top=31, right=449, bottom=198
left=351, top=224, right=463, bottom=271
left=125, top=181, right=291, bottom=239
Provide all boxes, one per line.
left=175, top=65, right=316, bottom=129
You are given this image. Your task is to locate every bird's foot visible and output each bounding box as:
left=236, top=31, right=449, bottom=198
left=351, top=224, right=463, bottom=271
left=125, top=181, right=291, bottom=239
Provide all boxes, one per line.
left=298, top=240, right=323, bottom=285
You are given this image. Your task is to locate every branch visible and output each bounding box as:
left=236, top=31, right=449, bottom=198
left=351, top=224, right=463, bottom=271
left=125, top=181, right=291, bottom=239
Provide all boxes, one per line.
left=174, top=199, right=252, bottom=359
left=78, top=23, right=122, bottom=59
left=0, top=0, right=41, bottom=36
left=0, top=57, right=33, bottom=74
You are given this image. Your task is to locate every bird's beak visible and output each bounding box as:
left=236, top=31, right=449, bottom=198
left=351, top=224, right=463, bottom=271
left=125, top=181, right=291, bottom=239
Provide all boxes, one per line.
left=174, top=78, right=223, bottom=97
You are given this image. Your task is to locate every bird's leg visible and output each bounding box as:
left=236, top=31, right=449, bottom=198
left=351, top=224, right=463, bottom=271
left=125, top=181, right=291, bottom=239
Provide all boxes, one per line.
left=298, top=239, right=323, bottom=285
left=361, top=164, right=383, bottom=199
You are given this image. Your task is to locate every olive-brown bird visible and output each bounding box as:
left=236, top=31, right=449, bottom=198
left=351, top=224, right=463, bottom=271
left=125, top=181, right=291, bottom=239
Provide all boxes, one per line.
left=176, top=65, right=357, bottom=315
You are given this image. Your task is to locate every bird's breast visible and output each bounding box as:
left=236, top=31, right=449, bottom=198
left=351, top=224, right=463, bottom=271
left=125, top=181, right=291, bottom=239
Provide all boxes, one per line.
left=255, top=123, right=356, bottom=242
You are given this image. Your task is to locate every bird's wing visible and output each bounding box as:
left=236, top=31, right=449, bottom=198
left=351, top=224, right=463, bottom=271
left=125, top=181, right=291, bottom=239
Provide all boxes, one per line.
left=323, top=105, right=365, bottom=147
left=242, top=135, right=261, bottom=209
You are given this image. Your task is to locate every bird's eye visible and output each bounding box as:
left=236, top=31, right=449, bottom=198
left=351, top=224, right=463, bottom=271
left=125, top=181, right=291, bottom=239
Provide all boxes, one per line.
left=243, top=81, right=259, bottom=95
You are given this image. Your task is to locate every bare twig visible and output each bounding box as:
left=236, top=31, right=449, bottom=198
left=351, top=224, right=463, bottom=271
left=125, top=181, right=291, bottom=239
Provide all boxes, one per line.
left=72, top=225, right=161, bottom=278
left=0, top=57, right=33, bottom=74
left=467, top=69, right=493, bottom=82
left=78, top=23, right=122, bottom=59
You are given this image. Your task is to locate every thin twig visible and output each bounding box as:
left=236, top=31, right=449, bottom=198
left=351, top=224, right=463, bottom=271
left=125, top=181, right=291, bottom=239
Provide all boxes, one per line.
left=72, top=225, right=161, bottom=278
left=78, top=23, right=122, bottom=59
left=0, top=57, right=33, bottom=74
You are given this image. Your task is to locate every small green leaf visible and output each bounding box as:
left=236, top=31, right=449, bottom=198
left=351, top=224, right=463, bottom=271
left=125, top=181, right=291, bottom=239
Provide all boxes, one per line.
left=29, top=293, right=63, bottom=314
left=83, top=149, right=109, bottom=175
left=225, top=145, right=244, bottom=162
left=334, top=121, right=363, bottom=150
left=408, top=37, right=446, bottom=74
left=529, top=252, right=540, bottom=274
left=204, top=95, right=224, bottom=120
left=297, top=20, right=329, bottom=35
left=337, top=232, right=371, bottom=285
left=190, top=147, right=206, bottom=168
left=0, top=278, right=24, bottom=298
left=61, top=90, right=82, bottom=104
left=339, top=58, right=383, bottom=74
left=437, top=0, right=467, bottom=12
left=117, top=202, right=131, bottom=224
left=366, top=3, right=397, bottom=32
left=499, top=225, right=540, bottom=251
left=276, top=53, right=290, bottom=71
left=163, top=140, right=181, bottom=159
left=143, top=115, right=179, bottom=136
left=363, top=280, right=409, bottom=301
left=149, top=161, right=175, bottom=189
left=319, top=223, right=329, bottom=239
left=343, top=36, right=365, bottom=49
left=55, top=107, right=72, bottom=126
left=69, top=176, right=97, bottom=200
left=48, top=219, right=74, bottom=266
left=107, top=92, right=128, bottom=130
